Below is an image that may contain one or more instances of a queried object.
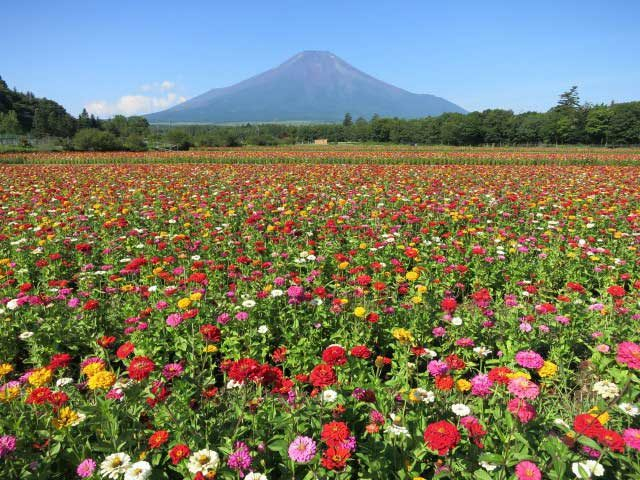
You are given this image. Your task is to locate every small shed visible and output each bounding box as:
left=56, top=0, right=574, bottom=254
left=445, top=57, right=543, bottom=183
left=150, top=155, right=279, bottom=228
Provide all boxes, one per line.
left=314, top=138, right=328, bottom=145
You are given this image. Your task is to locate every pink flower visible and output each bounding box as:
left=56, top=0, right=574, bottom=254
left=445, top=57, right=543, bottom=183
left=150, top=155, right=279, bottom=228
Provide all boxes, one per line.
left=515, top=461, right=541, bottom=480
left=508, top=377, right=540, bottom=399
left=162, top=363, right=184, bottom=380
left=515, top=350, right=544, bottom=369
left=76, top=458, right=96, bottom=478
left=0, top=435, right=17, bottom=458
left=288, top=436, right=317, bottom=463
left=470, top=374, right=493, bottom=397
left=166, top=313, right=183, bottom=327
left=623, top=428, right=640, bottom=451
left=427, top=360, right=449, bottom=377
left=617, top=342, right=640, bottom=369
left=508, top=398, right=536, bottom=423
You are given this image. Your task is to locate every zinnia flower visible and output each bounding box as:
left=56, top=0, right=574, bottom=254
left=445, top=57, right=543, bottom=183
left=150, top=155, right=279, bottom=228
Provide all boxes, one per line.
left=76, top=458, right=96, bottom=478
left=515, top=461, right=541, bottom=480
left=616, top=342, right=640, bottom=369
left=288, top=436, right=317, bottom=463
left=423, top=420, right=460, bottom=455
left=100, top=452, right=131, bottom=479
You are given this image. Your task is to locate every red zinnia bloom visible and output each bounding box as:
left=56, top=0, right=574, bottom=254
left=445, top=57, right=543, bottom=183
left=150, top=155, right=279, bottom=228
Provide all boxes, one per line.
left=350, top=345, right=372, bottom=359
left=199, top=324, right=221, bottom=343
left=573, top=414, right=605, bottom=438
left=97, top=336, right=116, bottom=348
left=48, top=353, right=72, bottom=370
left=169, top=443, right=191, bottom=465
left=607, top=285, right=625, bottom=297
left=321, top=446, right=350, bottom=470
left=322, top=346, right=347, bottom=366
left=441, top=297, right=457, bottom=312
left=321, top=421, right=350, bottom=447
left=82, top=299, right=99, bottom=311
left=423, top=420, right=461, bottom=455
left=116, top=342, right=135, bottom=359
left=597, top=429, right=625, bottom=452
left=128, top=356, right=155, bottom=381
left=26, top=387, right=53, bottom=405
left=435, top=375, right=454, bottom=391
left=445, top=354, right=465, bottom=371
left=488, top=366, right=513, bottom=385
left=309, top=363, right=337, bottom=388
left=148, top=430, right=169, bottom=449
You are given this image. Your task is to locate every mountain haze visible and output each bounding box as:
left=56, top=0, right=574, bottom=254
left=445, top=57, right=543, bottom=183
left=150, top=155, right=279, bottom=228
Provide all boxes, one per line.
left=145, top=51, right=465, bottom=123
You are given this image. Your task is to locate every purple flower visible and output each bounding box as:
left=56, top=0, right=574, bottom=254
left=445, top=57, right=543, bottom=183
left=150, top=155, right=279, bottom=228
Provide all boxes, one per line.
left=0, top=435, right=17, bottom=458
left=76, top=458, right=96, bottom=478
left=288, top=436, right=317, bottom=463
left=427, top=360, right=449, bottom=377
left=228, top=441, right=252, bottom=474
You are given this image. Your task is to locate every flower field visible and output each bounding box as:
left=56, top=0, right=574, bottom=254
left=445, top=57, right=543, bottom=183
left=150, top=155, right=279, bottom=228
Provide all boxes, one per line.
left=1, top=161, right=640, bottom=479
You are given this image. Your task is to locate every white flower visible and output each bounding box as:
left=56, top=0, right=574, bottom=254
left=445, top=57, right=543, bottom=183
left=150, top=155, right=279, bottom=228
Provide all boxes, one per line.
left=572, top=460, right=604, bottom=478
left=410, top=388, right=435, bottom=403
left=7, top=299, right=19, bottom=310
left=618, top=403, right=640, bottom=416
left=19, top=331, right=34, bottom=340
left=258, top=325, right=269, bottom=334
left=451, top=403, right=471, bottom=416
left=227, top=379, right=244, bottom=389
left=100, top=453, right=131, bottom=479
left=480, top=461, right=498, bottom=472
left=473, top=346, right=492, bottom=357
left=322, top=389, right=338, bottom=402
left=270, top=289, right=284, bottom=297
left=385, top=423, right=410, bottom=437
left=451, top=316, right=463, bottom=326
left=187, top=449, right=220, bottom=474
left=56, top=377, right=74, bottom=387
left=124, top=461, right=152, bottom=480
left=310, top=298, right=323, bottom=306
left=245, top=473, right=267, bottom=480
left=191, top=255, right=201, bottom=261
left=592, top=380, right=619, bottom=399
left=242, top=299, right=256, bottom=308
left=148, top=285, right=158, bottom=292
left=554, top=418, right=570, bottom=429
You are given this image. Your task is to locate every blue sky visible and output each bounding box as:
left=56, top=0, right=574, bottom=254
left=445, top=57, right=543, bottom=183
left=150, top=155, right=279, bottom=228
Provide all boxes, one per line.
left=2, top=0, right=639, bottom=117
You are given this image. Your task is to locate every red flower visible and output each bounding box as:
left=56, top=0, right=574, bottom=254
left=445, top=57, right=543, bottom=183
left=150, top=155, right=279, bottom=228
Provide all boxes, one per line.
left=566, top=282, right=586, bottom=293
left=441, top=297, right=457, bottom=312
left=322, top=346, right=347, bottom=366
left=169, top=443, right=191, bottom=465
left=116, top=342, right=135, bottom=359
left=48, top=353, right=72, bottom=370
left=423, top=420, right=461, bottom=455
left=607, top=285, right=625, bottom=297
left=199, top=324, right=221, bottom=343
left=321, top=446, right=350, bottom=470
left=435, top=375, right=454, bottom=391
left=83, top=299, right=100, bottom=311
left=148, top=430, right=169, bottom=449
left=26, top=387, right=53, bottom=405
left=444, top=354, right=465, bottom=370
left=574, top=414, right=605, bottom=438
left=350, top=345, right=372, bottom=359
left=321, top=421, right=350, bottom=447
left=271, top=346, right=287, bottom=363
left=488, top=366, right=513, bottom=385
left=227, top=358, right=260, bottom=383
left=597, top=429, right=625, bottom=452
left=309, top=363, right=337, bottom=388
left=128, top=356, right=155, bottom=381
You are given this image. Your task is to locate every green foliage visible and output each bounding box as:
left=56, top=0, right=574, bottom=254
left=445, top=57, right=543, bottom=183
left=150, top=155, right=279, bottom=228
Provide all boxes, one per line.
left=72, top=128, right=122, bottom=151
left=0, top=109, right=21, bottom=134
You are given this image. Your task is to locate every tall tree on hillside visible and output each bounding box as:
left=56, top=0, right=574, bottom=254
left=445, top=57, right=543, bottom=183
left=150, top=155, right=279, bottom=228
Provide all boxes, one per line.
left=0, top=110, right=21, bottom=134
left=342, top=112, right=353, bottom=127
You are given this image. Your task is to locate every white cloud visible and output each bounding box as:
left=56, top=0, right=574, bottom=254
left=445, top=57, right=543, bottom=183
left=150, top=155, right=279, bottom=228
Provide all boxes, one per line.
left=85, top=81, right=187, bottom=117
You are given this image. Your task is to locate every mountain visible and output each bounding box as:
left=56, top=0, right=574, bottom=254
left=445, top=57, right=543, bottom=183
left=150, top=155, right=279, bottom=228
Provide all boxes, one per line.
left=145, top=51, right=466, bottom=123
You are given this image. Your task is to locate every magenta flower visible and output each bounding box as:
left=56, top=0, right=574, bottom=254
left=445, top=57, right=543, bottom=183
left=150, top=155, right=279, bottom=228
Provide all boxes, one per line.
left=508, top=377, right=540, bottom=399
left=515, top=350, right=544, bottom=369
left=288, top=436, right=317, bottom=463
left=0, top=435, right=17, bottom=458
left=76, top=458, right=96, bottom=478
left=470, top=374, right=493, bottom=397
left=515, top=460, right=541, bottom=480
left=228, top=441, right=252, bottom=474
left=162, top=363, right=184, bottom=380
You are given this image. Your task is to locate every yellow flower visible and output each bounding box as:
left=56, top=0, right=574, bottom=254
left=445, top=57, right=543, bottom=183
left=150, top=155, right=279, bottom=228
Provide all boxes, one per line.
left=416, top=285, right=427, bottom=294
left=538, top=361, right=558, bottom=378
left=177, top=298, right=191, bottom=309
left=53, top=406, right=80, bottom=429
left=506, top=371, right=531, bottom=380
left=405, top=271, right=419, bottom=282
left=589, top=407, right=609, bottom=425
left=190, top=292, right=202, bottom=302
left=0, top=384, right=20, bottom=402
left=374, top=356, right=387, bottom=369
left=411, top=295, right=422, bottom=304
left=456, top=379, right=472, bottom=392
left=82, top=362, right=105, bottom=377
left=0, top=363, right=13, bottom=377
left=87, top=370, right=116, bottom=390
left=392, top=328, right=414, bottom=345
left=203, top=345, right=218, bottom=353
left=338, top=261, right=349, bottom=270
left=353, top=307, right=367, bottom=318
left=28, top=367, right=53, bottom=387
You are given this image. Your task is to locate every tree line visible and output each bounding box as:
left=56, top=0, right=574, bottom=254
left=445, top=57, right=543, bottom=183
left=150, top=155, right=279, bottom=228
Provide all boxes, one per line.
left=1, top=77, right=639, bottom=150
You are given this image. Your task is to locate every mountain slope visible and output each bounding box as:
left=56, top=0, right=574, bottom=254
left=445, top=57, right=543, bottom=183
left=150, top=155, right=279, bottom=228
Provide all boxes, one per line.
left=146, top=51, right=465, bottom=123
